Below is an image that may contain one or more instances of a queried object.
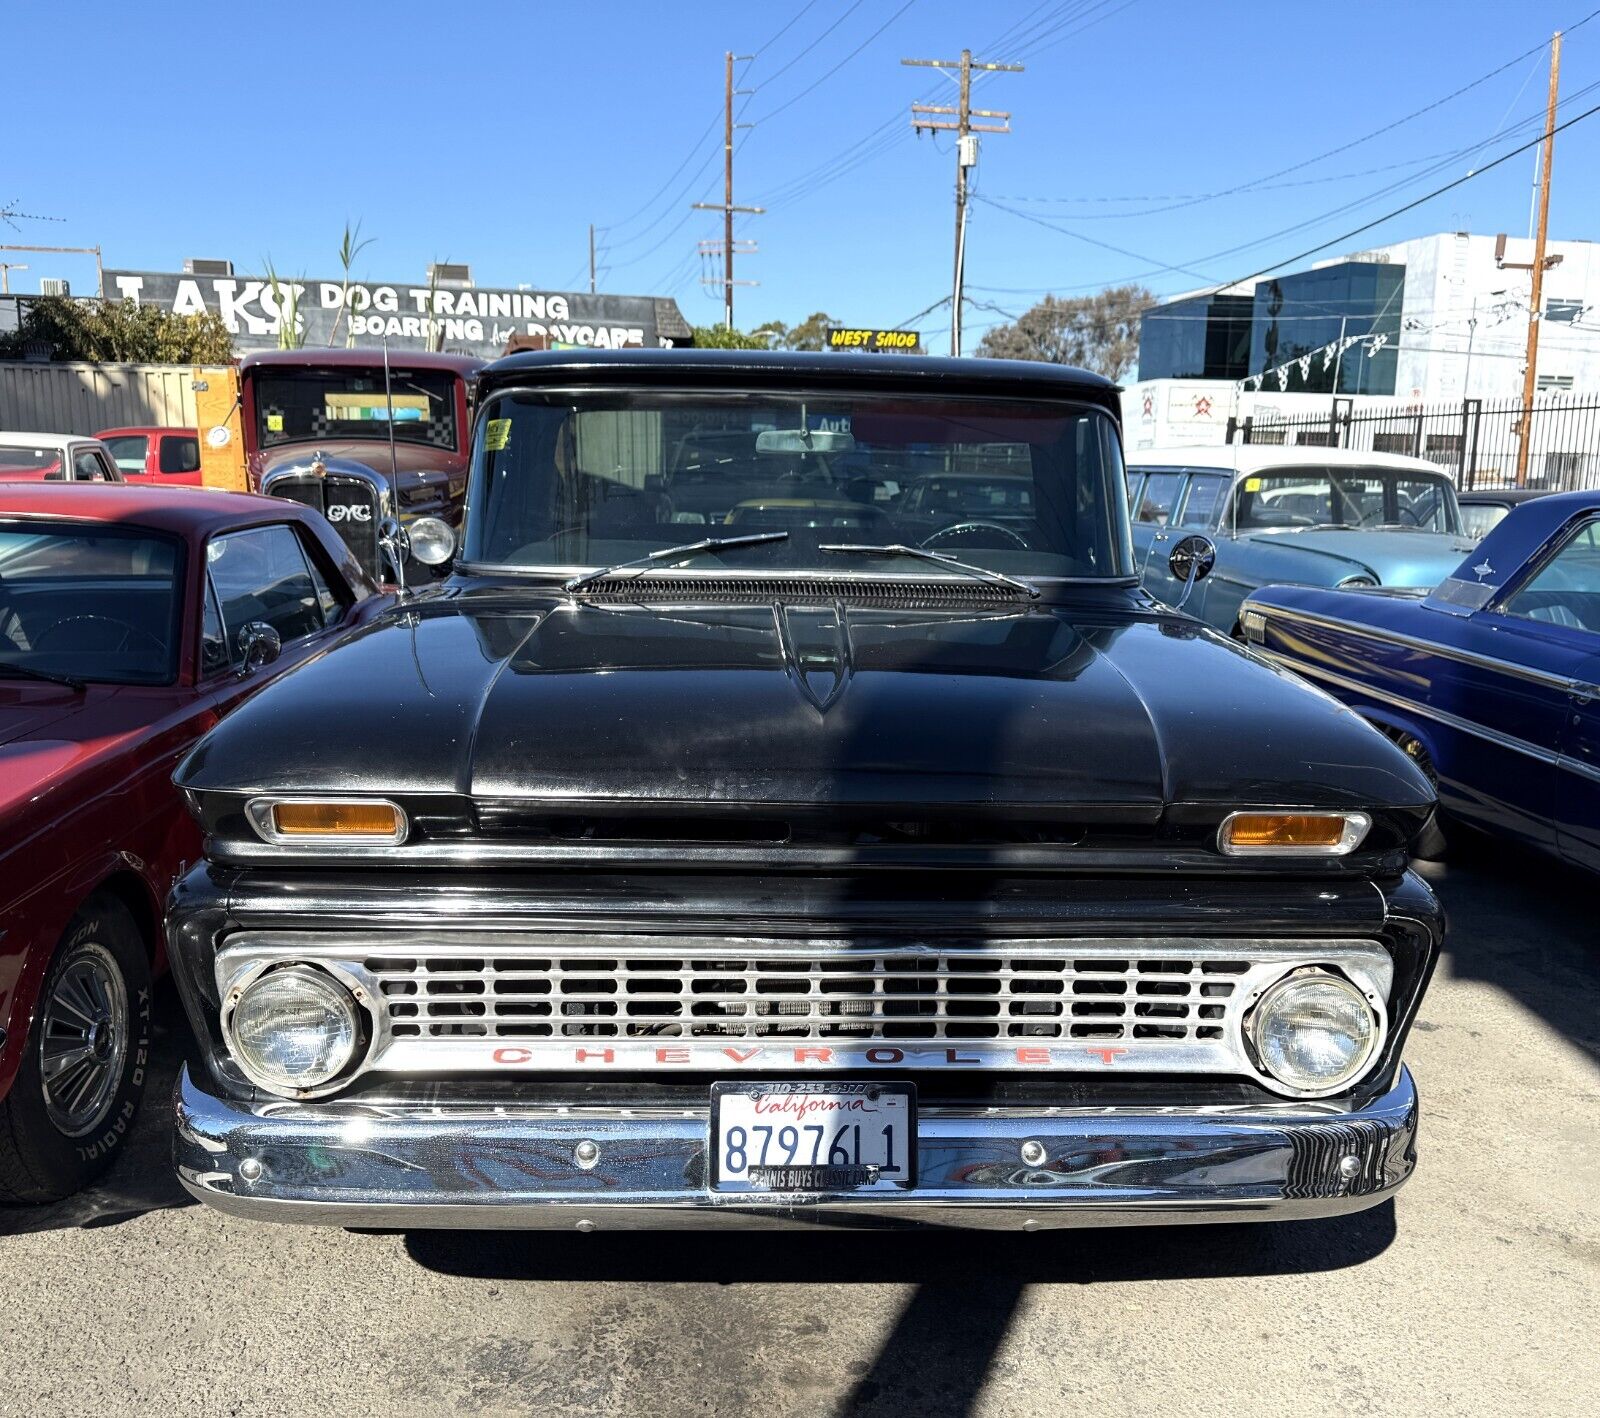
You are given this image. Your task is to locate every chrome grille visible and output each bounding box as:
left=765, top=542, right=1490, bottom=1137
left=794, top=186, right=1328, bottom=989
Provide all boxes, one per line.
left=214, top=936, right=1393, bottom=1081
left=370, top=950, right=1248, bottom=1043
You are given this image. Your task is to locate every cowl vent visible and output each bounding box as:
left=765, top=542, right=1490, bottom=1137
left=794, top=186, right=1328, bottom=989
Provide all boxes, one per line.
left=577, top=575, right=1021, bottom=604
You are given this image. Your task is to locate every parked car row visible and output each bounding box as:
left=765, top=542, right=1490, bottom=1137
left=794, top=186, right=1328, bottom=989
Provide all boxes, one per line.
left=0, top=346, right=1578, bottom=1236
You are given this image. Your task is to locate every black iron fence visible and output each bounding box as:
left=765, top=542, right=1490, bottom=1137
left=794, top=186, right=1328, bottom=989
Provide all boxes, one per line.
left=1226, top=394, right=1600, bottom=491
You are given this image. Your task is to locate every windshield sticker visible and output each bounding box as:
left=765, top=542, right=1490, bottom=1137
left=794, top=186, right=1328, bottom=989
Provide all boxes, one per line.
left=266, top=413, right=284, bottom=432
left=485, top=418, right=511, bottom=452
left=1243, top=477, right=1261, bottom=492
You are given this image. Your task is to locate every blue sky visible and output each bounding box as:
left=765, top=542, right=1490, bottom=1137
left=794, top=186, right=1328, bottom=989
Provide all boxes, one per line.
left=6, top=0, right=1598, bottom=348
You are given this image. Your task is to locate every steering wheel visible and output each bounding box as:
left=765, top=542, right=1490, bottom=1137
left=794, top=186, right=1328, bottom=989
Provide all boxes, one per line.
left=920, top=520, right=1032, bottom=551
left=34, top=615, right=165, bottom=655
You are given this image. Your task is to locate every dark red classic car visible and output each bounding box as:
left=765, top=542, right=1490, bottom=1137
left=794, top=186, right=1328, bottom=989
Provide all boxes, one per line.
left=0, top=482, right=385, bottom=1201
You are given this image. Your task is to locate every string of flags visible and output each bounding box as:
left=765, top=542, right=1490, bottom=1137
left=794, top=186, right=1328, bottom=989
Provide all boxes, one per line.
left=1234, top=298, right=1550, bottom=393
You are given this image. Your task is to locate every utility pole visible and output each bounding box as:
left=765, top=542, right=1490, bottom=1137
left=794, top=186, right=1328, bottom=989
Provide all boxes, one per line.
left=903, top=49, right=1022, bottom=357
left=693, top=51, right=762, bottom=330
left=1511, top=31, right=1563, bottom=486
left=588, top=223, right=597, bottom=294
left=0, top=262, right=27, bottom=295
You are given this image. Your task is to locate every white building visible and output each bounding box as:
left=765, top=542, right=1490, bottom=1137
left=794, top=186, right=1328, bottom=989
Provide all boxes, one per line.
left=1124, top=231, right=1600, bottom=452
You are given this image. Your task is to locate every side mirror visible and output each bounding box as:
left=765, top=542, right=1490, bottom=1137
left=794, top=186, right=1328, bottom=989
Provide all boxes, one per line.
left=237, top=621, right=282, bottom=676
left=1167, top=534, right=1216, bottom=610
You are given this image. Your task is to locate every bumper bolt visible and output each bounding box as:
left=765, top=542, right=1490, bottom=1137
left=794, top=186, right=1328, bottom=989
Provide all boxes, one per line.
left=1019, top=1139, right=1048, bottom=1167
left=239, top=1158, right=263, bottom=1183
left=574, top=1139, right=600, bottom=1169
left=575, top=1219, right=596, bottom=1233
left=1337, top=1154, right=1362, bottom=1180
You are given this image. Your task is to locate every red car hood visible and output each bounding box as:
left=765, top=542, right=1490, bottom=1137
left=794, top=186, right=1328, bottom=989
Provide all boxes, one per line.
left=0, top=687, right=143, bottom=819
left=0, top=688, right=89, bottom=750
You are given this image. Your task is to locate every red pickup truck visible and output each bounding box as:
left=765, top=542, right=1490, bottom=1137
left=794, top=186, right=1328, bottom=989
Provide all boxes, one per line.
left=95, top=427, right=203, bottom=485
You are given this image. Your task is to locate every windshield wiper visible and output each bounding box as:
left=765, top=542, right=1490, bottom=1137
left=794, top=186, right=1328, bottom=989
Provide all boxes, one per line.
left=818, top=543, right=1040, bottom=599
left=0, top=661, right=85, bottom=690
left=563, top=532, right=790, bottom=594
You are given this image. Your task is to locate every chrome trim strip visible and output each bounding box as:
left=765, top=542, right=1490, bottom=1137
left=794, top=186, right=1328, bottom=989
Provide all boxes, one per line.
left=1250, top=601, right=1595, bottom=696
left=173, top=1063, right=1420, bottom=1230
left=212, top=934, right=1393, bottom=1102
left=1258, top=651, right=1599, bottom=781
left=245, top=797, right=410, bottom=847
left=1217, top=809, right=1371, bottom=857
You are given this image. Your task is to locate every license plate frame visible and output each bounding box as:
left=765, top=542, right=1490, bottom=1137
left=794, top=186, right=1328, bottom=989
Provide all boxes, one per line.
left=709, top=1080, right=917, bottom=1194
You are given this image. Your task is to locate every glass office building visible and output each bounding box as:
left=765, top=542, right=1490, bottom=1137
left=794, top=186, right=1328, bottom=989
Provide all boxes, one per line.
left=1137, top=292, right=1253, bottom=381
left=1137, top=260, right=1406, bottom=394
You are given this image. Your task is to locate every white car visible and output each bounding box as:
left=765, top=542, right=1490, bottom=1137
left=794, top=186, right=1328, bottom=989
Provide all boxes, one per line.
left=0, top=432, right=123, bottom=484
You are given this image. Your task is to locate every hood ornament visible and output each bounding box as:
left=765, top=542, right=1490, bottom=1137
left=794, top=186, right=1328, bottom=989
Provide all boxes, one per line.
left=311, top=451, right=327, bottom=479
left=1473, top=559, right=1495, bottom=581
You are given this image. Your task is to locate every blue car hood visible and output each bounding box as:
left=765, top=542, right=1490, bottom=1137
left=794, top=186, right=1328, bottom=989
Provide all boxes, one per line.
left=1241, top=527, right=1478, bottom=588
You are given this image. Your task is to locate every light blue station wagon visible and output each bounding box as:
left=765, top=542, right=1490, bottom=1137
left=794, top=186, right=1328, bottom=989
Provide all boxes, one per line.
left=1126, top=445, right=1480, bottom=633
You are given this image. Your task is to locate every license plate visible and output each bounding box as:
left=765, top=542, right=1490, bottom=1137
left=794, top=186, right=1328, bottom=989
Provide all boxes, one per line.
left=709, top=1081, right=916, bottom=1193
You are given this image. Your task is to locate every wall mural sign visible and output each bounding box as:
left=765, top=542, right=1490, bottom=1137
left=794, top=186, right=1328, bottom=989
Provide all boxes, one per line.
left=103, top=270, right=677, bottom=358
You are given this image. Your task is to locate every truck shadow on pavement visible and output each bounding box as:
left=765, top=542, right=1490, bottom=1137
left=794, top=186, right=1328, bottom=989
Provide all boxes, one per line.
left=0, top=979, right=195, bottom=1238
left=406, top=1209, right=1394, bottom=1416
left=1416, top=827, right=1600, bottom=1064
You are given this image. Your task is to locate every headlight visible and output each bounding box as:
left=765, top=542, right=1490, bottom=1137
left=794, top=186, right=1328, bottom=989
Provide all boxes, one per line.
left=227, top=965, right=363, bottom=1094
left=408, top=515, right=456, bottom=566
left=1247, top=970, right=1379, bottom=1094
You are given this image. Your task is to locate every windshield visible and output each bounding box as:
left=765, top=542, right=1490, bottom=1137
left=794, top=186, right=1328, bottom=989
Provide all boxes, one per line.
left=0, top=525, right=182, bottom=684
left=0, top=445, right=65, bottom=480
left=1460, top=502, right=1510, bottom=539
left=464, top=390, right=1131, bottom=580
left=252, top=368, right=460, bottom=451
left=1235, top=467, right=1461, bottom=534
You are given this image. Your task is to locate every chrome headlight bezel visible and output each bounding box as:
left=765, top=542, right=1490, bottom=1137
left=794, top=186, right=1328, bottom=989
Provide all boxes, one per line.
left=221, top=961, right=374, bottom=1098
left=1243, top=967, right=1384, bottom=1097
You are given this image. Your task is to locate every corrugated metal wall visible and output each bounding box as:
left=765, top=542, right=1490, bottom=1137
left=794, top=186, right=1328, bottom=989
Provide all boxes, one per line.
left=0, top=362, right=228, bottom=435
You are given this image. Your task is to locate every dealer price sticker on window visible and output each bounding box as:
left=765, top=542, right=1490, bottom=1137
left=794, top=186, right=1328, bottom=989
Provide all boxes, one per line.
left=710, top=1081, right=916, bottom=1193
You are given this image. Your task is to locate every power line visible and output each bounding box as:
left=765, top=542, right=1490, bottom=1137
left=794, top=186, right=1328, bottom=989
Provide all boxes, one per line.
left=751, top=0, right=919, bottom=126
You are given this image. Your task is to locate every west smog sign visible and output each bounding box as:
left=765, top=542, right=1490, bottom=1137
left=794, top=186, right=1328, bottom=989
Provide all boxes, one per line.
left=103, top=270, right=681, bottom=359
left=825, top=328, right=923, bottom=353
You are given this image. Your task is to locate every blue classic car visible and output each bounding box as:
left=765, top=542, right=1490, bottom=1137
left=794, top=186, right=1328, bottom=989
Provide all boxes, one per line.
left=1127, top=446, right=1479, bottom=633
left=1241, top=489, right=1600, bottom=872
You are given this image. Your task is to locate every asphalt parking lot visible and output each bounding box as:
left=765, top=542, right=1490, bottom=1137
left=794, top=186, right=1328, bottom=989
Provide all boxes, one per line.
left=1, top=833, right=1595, bottom=1418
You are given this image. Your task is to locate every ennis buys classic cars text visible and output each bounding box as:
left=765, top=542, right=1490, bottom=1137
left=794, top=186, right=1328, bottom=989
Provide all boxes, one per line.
left=166, top=350, right=1441, bottom=1229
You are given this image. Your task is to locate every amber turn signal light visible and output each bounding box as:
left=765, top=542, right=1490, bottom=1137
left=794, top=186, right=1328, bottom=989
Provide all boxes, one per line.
left=246, top=798, right=408, bottom=845
left=1218, top=811, right=1370, bottom=856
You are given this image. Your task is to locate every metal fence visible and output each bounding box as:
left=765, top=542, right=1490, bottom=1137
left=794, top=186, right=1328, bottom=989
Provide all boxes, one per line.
left=0, top=361, right=221, bottom=436
left=1228, top=394, right=1600, bottom=491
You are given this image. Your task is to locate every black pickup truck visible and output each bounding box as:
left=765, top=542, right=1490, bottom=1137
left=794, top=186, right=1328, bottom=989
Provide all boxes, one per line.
left=166, top=348, right=1440, bottom=1231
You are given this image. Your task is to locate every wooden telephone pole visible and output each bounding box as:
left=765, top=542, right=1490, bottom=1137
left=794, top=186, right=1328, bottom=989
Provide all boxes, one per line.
left=903, top=50, right=1022, bottom=356
left=693, top=51, right=762, bottom=330
left=1514, top=31, right=1563, bottom=486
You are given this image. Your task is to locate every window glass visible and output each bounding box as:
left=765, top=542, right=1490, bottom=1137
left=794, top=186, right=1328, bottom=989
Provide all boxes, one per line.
left=1178, top=474, right=1228, bottom=528
left=1132, top=472, right=1185, bottom=526
left=0, top=526, right=180, bottom=684
left=206, top=525, right=327, bottom=665
left=73, top=449, right=111, bottom=481
left=103, top=435, right=149, bottom=475
left=1460, top=503, right=1509, bottom=540
left=253, top=368, right=459, bottom=451
left=0, top=445, right=64, bottom=479
left=1502, top=519, right=1600, bottom=633
left=1234, top=468, right=1460, bottom=533
left=159, top=435, right=201, bottom=474
left=298, top=531, right=347, bottom=624
left=465, top=390, right=1131, bottom=580
left=1125, top=472, right=1145, bottom=513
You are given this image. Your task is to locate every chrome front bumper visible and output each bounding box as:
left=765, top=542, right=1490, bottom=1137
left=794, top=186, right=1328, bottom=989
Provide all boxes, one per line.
left=174, top=1065, right=1419, bottom=1230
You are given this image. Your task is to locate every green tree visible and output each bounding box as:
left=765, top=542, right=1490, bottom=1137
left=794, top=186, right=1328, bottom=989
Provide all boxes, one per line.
left=0, top=295, right=234, bottom=363
left=690, top=324, right=774, bottom=350
left=976, top=285, right=1155, bottom=380
left=778, top=311, right=837, bottom=352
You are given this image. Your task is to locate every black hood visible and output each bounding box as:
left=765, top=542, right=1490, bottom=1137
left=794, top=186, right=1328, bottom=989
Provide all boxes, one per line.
left=177, top=594, right=1433, bottom=816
